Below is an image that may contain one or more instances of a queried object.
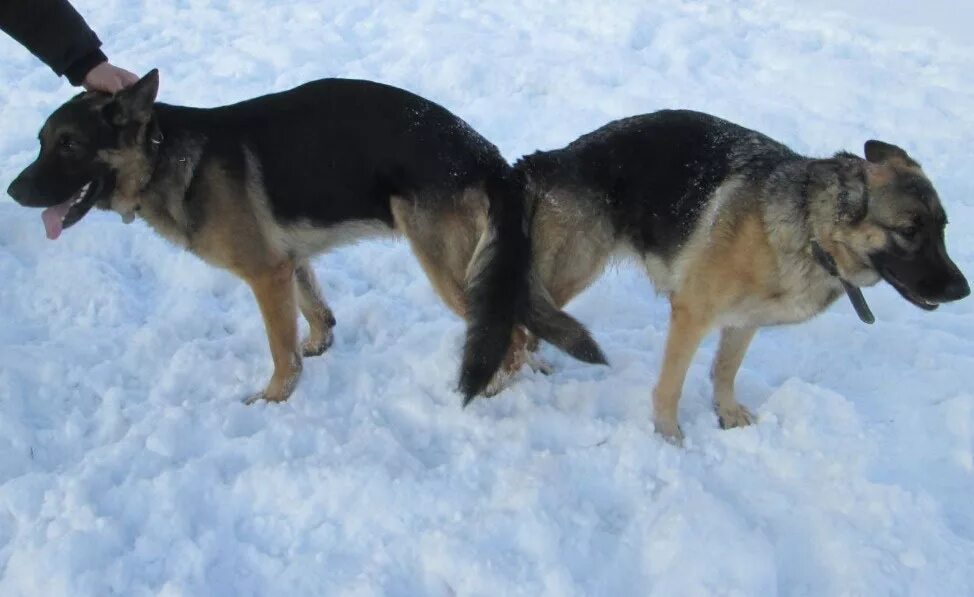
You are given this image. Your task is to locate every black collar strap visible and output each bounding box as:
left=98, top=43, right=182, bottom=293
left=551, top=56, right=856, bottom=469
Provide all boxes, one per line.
left=811, top=241, right=875, bottom=324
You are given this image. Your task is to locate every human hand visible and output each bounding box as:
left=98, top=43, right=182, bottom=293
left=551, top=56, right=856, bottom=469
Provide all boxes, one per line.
left=82, top=61, right=140, bottom=93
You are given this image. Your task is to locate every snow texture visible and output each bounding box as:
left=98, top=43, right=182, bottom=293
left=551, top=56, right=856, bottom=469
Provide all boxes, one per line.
left=1, top=1, right=973, bottom=595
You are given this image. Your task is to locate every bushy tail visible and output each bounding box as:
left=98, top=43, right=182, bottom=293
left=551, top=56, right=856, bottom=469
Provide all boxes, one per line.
left=524, top=282, right=606, bottom=366
left=458, top=168, right=607, bottom=405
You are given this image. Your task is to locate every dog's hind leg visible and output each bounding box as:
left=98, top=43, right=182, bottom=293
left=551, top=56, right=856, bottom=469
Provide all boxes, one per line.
left=525, top=194, right=612, bottom=370
left=295, top=260, right=336, bottom=357
left=710, top=326, right=757, bottom=429
left=391, top=196, right=474, bottom=318
left=653, top=296, right=712, bottom=443
left=392, top=192, right=529, bottom=395
left=243, top=261, right=302, bottom=403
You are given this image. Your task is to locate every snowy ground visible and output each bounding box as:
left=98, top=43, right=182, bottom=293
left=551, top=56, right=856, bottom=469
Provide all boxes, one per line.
left=1, top=0, right=974, bottom=595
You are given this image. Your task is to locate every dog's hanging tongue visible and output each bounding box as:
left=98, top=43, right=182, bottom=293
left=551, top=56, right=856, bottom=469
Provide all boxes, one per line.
left=41, top=199, right=73, bottom=240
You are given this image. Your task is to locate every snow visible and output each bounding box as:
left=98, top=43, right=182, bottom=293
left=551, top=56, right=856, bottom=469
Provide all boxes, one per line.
left=1, top=0, right=974, bottom=594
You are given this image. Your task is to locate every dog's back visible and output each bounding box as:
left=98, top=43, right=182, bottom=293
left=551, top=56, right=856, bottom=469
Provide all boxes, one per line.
left=518, top=110, right=797, bottom=260
left=154, top=78, right=504, bottom=228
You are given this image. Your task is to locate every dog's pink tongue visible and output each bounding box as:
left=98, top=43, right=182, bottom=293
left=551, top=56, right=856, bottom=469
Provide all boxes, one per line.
left=41, top=201, right=72, bottom=240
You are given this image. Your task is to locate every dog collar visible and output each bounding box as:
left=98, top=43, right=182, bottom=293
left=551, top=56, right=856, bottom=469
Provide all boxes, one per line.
left=811, top=241, right=875, bottom=324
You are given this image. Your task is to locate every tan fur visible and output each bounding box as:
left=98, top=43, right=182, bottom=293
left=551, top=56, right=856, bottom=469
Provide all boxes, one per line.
left=98, top=146, right=153, bottom=219
left=295, top=260, right=336, bottom=357
left=390, top=190, right=488, bottom=317
left=650, top=203, right=779, bottom=440
left=242, top=260, right=301, bottom=403
left=711, top=326, right=757, bottom=429
left=482, top=325, right=533, bottom=396
left=530, top=187, right=616, bottom=308
left=155, top=156, right=307, bottom=402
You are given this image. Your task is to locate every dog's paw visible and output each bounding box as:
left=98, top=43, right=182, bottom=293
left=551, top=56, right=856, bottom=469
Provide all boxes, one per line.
left=242, top=392, right=263, bottom=405
left=654, top=418, right=685, bottom=445
left=717, top=403, right=755, bottom=430
left=482, top=368, right=515, bottom=397
left=301, top=329, right=334, bottom=357
left=242, top=391, right=289, bottom=405
left=526, top=354, right=554, bottom=376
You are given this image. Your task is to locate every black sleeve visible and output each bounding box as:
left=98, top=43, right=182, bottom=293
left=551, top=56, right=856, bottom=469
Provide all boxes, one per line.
left=0, top=0, right=108, bottom=85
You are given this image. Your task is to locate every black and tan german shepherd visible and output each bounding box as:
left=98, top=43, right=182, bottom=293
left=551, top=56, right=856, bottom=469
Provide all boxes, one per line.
left=6, top=70, right=606, bottom=404
left=512, top=110, right=969, bottom=441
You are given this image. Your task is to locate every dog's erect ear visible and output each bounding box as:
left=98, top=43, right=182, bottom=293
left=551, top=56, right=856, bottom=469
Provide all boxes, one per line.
left=809, top=157, right=868, bottom=224
left=107, top=69, right=159, bottom=126
left=864, top=140, right=917, bottom=167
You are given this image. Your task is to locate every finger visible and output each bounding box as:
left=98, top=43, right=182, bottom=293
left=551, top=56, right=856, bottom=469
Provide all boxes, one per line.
left=83, top=79, right=115, bottom=93
left=103, top=77, right=125, bottom=93
left=119, top=70, right=140, bottom=87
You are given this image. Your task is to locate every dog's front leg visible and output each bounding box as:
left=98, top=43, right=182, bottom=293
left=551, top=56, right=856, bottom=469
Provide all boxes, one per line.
left=711, top=326, right=757, bottom=429
left=653, top=297, right=711, bottom=443
left=244, top=261, right=302, bottom=403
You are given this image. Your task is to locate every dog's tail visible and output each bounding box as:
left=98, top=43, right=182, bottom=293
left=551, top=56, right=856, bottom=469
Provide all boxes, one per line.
left=458, top=166, right=607, bottom=404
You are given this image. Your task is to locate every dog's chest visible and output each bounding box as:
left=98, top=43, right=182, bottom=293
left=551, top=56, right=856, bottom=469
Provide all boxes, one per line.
left=136, top=192, right=193, bottom=249
left=720, top=269, right=843, bottom=328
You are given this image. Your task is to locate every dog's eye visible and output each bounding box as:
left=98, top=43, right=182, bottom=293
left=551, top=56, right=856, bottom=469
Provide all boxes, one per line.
left=898, top=224, right=920, bottom=241
left=58, top=135, right=78, bottom=152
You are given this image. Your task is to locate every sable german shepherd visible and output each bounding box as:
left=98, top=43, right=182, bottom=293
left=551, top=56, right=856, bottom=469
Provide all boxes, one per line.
left=511, top=109, right=969, bottom=441
left=6, top=70, right=605, bottom=404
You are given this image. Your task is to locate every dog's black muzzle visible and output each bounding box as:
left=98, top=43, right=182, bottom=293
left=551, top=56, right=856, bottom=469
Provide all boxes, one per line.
left=7, top=165, right=49, bottom=208
left=873, top=243, right=970, bottom=310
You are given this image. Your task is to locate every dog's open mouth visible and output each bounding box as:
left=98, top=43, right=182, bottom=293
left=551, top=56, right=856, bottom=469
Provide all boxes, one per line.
left=881, top=269, right=939, bottom=311
left=41, top=179, right=100, bottom=240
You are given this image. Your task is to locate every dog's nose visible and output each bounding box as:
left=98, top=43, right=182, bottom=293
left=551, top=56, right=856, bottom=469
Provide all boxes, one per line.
left=6, top=175, right=25, bottom=201
left=941, top=275, right=970, bottom=302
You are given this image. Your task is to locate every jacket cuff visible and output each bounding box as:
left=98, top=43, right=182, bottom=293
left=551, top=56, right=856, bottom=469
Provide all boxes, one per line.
left=64, top=48, right=108, bottom=86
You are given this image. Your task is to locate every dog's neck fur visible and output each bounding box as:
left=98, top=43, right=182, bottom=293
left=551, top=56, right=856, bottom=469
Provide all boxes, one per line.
left=752, top=166, right=840, bottom=315
left=761, top=155, right=875, bottom=322
left=802, top=154, right=877, bottom=284
left=117, top=107, right=206, bottom=248
left=763, top=155, right=864, bottom=264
